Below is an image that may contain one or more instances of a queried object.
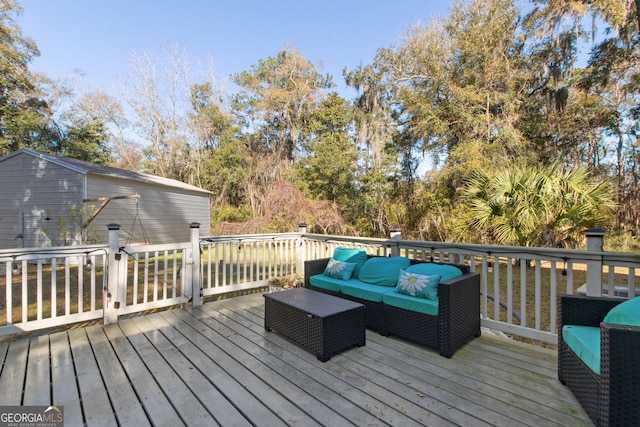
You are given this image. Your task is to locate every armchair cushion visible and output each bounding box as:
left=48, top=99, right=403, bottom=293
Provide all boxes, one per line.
left=357, top=256, right=411, bottom=286
left=603, top=296, right=640, bottom=326
left=562, top=325, right=601, bottom=375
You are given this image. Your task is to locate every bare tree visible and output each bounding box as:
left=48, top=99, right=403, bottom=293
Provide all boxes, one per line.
left=120, top=43, right=191, bottom=179
left=71, top=91, right=141, bottom=170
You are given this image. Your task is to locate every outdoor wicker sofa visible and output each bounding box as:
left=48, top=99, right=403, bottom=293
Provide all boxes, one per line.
left=558, top=294, right=640, bottom=426
left=304, top=254, right=481, bottom=358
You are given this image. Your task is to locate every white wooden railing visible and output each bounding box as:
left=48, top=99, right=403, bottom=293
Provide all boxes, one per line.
left=0, top=244, right=109, bottom=336
left=1, top=223, right=639, bottom=344
left=198, top=232, right=300, bottom=297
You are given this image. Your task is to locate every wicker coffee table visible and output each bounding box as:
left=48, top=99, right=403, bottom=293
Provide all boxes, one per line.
left=264, top=287, right=366, bottom=362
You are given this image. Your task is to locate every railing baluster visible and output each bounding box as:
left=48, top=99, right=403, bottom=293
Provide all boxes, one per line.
left=493, top=257, right=500, bottom=321
left=51, top=258, right=57, bottom=317
left=89, top=256, right=96, bottom=312
left=78, top=260, right=84, bottom=313
left=37, top=260, right=43, bottom=321
left=153, top=251, right=159, bottom=302
left=6, top=262, right=12, bottom=324
left=481, top=256, right=488, bottom=319
left=550, top=261, right=557, bottom=334
left=506, top=257, right=513, bottom=324
left=172, top=250, right=178, bottom=299
left=22, top=261, right=28, bottom=321
left=243, top=242, right=248, bottom=283
left=162, top=250, right=168, bottom=301
left=133, top=253, right=139, bottom=305
left=520, top=260, right=527, bottom=328
left=534, top=261, right=542, bottom=331
left=607, top=266, right=615, bottom=296
left=144, top=253, right=149, bottom=304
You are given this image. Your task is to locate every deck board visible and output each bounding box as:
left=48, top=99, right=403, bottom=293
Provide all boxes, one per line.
left=68, top=327, right=119, bottom=426
left=50, top=331, right=84, bottom=424
left=23, top=334, right=50, bottom=405
left=169, top=307, right=321, bottom=426
left=0, top=292, right=593, bottom=426
left=83, top=324, right=150, bottom=427
left=0, top=338, right=28, bottom=405
left=119, top=317, right=217, bottom=426
left=102, top=322, right=184, bottom=427
left=143, top=312, right=255, bottom=427
left=194, top=301, right=394, bottom=426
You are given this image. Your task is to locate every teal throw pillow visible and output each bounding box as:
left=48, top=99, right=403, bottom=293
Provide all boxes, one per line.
left=357, top=256, right=411, bottom=286
left=603, top=296, right=640, bottom=326
left=332, top=246, right=368, bottom=277
left=406, top=263, right=463, bottom=281
left=396, top=269, right=441, bottom=300
left=323, top=257, right=357, bottom=280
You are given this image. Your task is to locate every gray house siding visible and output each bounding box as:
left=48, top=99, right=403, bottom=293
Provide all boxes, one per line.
left=86, top=176, right=210, bottom=245
left=0, top=149, right=211, bottom=249
left=0, top=153, right=84, bottom=248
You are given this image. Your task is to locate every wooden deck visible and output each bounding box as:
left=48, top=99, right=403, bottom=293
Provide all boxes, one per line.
left=0, top=292, right=592, bottom=426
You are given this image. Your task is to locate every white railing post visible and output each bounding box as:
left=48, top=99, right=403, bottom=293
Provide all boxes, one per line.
left=584, top=228, right=605, bottom=296
left=104, top=224, right=120, bottom=324
left=297, top=222, right=307, bottom=275
left=389, top=226, right=402, bottom=257
left=189, top=222, right=202, bottom=307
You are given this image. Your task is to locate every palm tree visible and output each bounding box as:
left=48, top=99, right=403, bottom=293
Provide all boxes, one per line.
left=463, top=163, right=616, bottom=247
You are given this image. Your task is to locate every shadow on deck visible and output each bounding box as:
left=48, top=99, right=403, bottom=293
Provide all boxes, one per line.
left=0, top=293, right=591, bottom=426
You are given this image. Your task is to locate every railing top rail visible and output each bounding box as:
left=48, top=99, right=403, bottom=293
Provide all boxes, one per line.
left=120, top=242, right=190, bottom=254
left=301, top=233, right=390, bottom=247
left=200, top=232, right=301, bottom=244
left=300, top=234, right=640, bottom=265
left=0, top=244, right=108, bottom=262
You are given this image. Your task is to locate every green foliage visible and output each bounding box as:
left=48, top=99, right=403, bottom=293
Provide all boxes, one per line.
left=604, top=231, right=640, bottom=252
left=232, top=48, right=333, bottom=160
left=376, top=0, right=528, bottom=167
left=189, top=82, right=230, bottom=149
left=211, top=204, right=253, bottom=223
left=205, top=136, right=250, bottom=206
left=268, top=273, right=303, bottom=289
left=0, top=0, right=51, bottom=155
left=463, top=163, right=616, bottom=247
left=43, top=205, right=101, bottom=246
left=296, top=92, right=357, bottom=206
left=59, top=121, right=113, bottom=165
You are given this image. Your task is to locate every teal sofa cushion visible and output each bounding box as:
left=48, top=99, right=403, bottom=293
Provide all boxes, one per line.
left=333, top=247, right=368, bottom=277
left=383, top=291, right=439, bottom=316
left=357, top=256, right=411, bottom=286
left=562, top=325, right=601, bottom=375
left=406, top=263, right=463, bottom=281
left=396, top=269, right=441, bottom=300
left=341, top=281, right=394, bottom=302
left=603, top=296, right=640, bottom=326
left=309, top=275, right=355, bottom=293
left=323, top=258, right=357, bottom=280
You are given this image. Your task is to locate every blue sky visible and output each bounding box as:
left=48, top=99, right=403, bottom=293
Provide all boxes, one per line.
left=16, top=1, right=452, bottom=98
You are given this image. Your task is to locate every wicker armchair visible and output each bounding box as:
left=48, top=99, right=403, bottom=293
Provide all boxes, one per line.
left=558, top=294, right=640, bottom=426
